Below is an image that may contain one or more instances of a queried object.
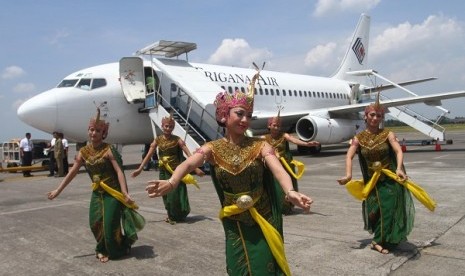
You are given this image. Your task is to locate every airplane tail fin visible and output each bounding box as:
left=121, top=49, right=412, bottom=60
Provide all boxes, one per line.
left=331, top=14, right=371, bottom=83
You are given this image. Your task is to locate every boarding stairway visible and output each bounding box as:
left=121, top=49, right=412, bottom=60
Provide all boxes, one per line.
left=145, top=90, right=222, bottom=154
left=387, top=105, right=445, bottom=141
left=127, top=40, right=224, bottom=154
left=352, top=70, right=448, bottom=141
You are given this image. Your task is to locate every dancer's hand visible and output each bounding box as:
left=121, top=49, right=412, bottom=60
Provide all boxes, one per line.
left=47, top=189, right=60, bottom=200
left=337, top=176, right=351, bottom=185
left=146, top=179, right=173, bottom=198
left=396, top=169, right=407, bottom=182
left=286, top=191, right=313, bottom=213
left=131, top=168, right=142, bottom=178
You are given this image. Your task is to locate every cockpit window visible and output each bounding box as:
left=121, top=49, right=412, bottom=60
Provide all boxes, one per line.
left=91, top=78, right=106, bottom=89
left=57, top=79, right=78, bottom=88
left=57, top=78, right=107, bottom=90
left=77, top=78, right=92, bottom=90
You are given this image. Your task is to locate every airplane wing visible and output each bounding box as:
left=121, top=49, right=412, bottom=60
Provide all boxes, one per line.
left=362, top=77, right=437, bottom=93
left=327, top=90, right=465, bottom=115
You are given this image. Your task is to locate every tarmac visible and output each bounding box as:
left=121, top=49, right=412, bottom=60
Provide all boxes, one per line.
left=1, top=131, right=465, bottom=276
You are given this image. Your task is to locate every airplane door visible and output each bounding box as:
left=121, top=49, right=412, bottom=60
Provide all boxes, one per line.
left=119, top=57, right=146, bottom=103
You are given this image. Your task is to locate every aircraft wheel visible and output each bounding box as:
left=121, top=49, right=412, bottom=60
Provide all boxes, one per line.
left=7, top=162, right=18, bottom=173
left=297, top=144, right=321, bottom=155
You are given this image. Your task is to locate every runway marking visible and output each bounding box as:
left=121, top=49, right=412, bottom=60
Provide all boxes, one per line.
left=0, top=201, right=84, bottom=216
left=433, top=154, right=450, bottom=159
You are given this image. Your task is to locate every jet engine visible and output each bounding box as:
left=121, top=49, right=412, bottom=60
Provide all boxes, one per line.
left=295, top=115, right=361, bottom=144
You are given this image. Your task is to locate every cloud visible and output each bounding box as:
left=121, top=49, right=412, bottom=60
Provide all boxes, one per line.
left=313, top=0, right=380, bottom=17
left=370, top=15, right=465, bottom=80
left=304, top=42, right=338, bottom=72
left=207, top=39, right=272, bottom=68
left=46, top=29, right=70, bottom=47
left=13, top=98, right=26, bottom=111
left=13, top=83, right=36, bottom=94
left=1, top=66, right=25, bottom=79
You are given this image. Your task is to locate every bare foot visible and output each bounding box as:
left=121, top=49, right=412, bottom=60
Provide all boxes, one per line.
left=370, top=242, right=389, bottom=254
left=96, top=252, right=109, bottom=263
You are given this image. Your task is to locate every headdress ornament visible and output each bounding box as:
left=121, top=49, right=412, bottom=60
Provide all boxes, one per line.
left=89, top=107, right=110, bottom=139
left=268, top=106, right=282, bottom=126
left=364, top=90, right=385, bottom=115
left=214, top=63, right=260, bottom=125
left=162, top=110, right=175, bottom=126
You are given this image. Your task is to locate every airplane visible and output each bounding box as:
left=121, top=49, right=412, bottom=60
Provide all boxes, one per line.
left=17, top=13, right=465, bottom=154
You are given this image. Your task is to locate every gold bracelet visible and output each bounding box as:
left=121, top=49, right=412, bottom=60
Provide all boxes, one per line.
left=167, top=178, right=175, bottom=190
left=285, top=189, right=296, bottom=202
left=286, top=189, right=296, bottom=196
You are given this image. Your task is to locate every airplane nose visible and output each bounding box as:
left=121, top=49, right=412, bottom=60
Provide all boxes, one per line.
left=17, top=89, right=58, bottom=133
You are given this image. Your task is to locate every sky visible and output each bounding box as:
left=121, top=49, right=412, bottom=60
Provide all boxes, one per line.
left=1, top=0, right=465, bottom=142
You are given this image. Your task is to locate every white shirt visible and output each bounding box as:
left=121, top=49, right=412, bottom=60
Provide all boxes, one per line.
left=62, top=138, right=68, bottom=148
left=20, top=137, right=33, bottom=152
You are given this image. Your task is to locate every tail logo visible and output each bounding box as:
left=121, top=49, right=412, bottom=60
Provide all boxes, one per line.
left=352, top=37, right=365, bottom=65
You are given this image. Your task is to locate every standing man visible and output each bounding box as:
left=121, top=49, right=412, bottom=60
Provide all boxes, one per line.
left=20, top=132, right=33, bottom=177
left=47, top=132, right=57, bottom=177
left=54, top=132, right=64, bottom=177
left=61, top=133, right=69, bottom=175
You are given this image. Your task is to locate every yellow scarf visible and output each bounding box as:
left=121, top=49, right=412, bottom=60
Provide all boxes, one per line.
left=345, top=164, right=436, bottom=212
left=92, top=177, right=138, bottom=209
left=279, top=157, right=305, bottom=180
left=219, top=198, right=291, bottom=276
left=159, top=157, right=200, bottom=189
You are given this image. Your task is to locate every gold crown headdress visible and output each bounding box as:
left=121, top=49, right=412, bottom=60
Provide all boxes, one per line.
left=89, top=107, right=110, bottom=139
left=161, top=110, right=175, bottom=126
left=214, top=63, right=261, bottom=125
left=364, top=90, right=385, bottom=115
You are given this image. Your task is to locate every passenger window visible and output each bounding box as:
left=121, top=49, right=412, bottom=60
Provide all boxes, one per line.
left=283, top=90, right=286, bottom=96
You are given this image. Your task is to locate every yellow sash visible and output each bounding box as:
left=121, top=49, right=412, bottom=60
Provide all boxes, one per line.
left=345, top=165, right=436, bottom=212
left=219, top=200, right=291, bottom=276
left=92, top=178, right=139, bottom=209
left=159, top=157, right=200, bottom=189
left=279, top=157, right=305, bottom=180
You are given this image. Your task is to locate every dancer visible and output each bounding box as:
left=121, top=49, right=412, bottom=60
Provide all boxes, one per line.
left=131, top=113, right=204, bottom=224
left=262, top=107, right=320, bottom=214
left=337, top=94, right=435, bottom=254
left=146, top=70, right=312, bottom=275
left=47, top=108, right=145, bottom=262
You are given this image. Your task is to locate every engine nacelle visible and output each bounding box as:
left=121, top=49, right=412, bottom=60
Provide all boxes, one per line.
left=295, top=115, right=361, bottom=144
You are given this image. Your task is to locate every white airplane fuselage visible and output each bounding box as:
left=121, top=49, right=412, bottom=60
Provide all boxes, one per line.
left=17, top=61, right=353, bottom=144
